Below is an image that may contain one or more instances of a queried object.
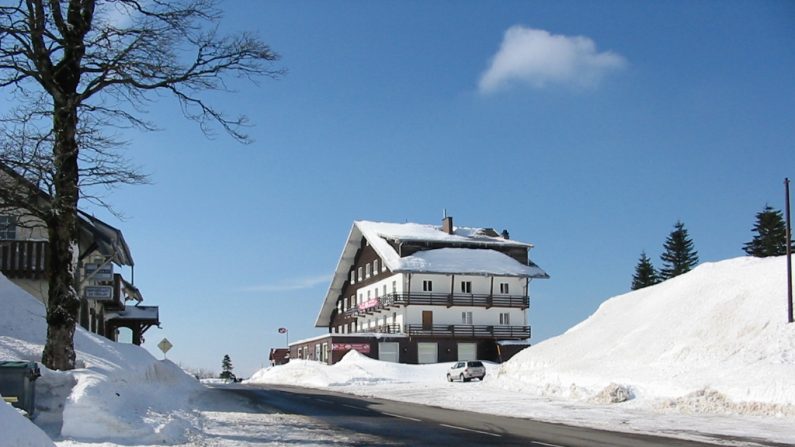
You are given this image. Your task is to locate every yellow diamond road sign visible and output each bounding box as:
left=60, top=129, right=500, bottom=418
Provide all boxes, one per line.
left=157, top=338, right=173, bottom=354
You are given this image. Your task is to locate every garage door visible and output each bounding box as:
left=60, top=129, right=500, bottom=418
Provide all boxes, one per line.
left=458, top=343, right=477, bottom=361
left=417, top=342, right=438, bottom=364
left=379, top=342, right=399, bottom=363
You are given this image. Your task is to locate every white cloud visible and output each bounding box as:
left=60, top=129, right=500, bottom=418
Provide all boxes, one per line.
left=241, top=274, right=331, bottom=293
left=479, top=26, right=627, bottom=93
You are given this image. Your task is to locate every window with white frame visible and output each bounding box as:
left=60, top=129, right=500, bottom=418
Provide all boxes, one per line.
left=366, top=263, right=371, bottom=278
left=351, top=271, right=356, bottom=284
left=383, top=284, right=387, bottom=296
left=461, top=311, right=473, bottom=324
left=344, top=297, right=348, bottom=310
left=351, top=294, right=356, bottom=306
left=499, top=312, right=510, bottom=325
left=0, top=215, right=16, bottom=240
left=367, top=290, right=371, bottom=299
left=374, top=287, right=379, bottom=298
left=358, top=267, right=363, bottom=281
left=500, top=282, right=509, bottom=294
left=392, top=280, right=397, bottom=293
left=373, top=259, right=379, bottom=275
left=423, top=280, right=433, bottom=292
left=460, top=281, right=472, bottom=294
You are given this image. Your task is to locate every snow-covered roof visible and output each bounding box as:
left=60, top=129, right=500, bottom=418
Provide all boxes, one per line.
left=397, top=247, right=548, bottom=277
left=314, top=220, right=548, bottom=327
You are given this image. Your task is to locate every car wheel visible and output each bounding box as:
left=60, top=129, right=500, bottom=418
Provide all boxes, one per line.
left=447, top=374, right=452, bottom=382
left=459, top=374, right=465, bottom=382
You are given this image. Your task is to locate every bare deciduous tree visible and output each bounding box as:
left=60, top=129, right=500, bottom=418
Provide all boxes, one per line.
left=0, top=0, right=281, bottom=371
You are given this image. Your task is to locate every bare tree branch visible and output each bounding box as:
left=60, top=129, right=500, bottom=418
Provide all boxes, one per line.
left=0, top=0, right=282, bottom=370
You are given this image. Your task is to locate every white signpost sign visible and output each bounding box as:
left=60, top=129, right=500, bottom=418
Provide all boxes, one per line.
left=84, top=263, right=114, bottom=281
left=157, top=338, right=173, bottom=359
left=84, top=285, right=114, bottom=301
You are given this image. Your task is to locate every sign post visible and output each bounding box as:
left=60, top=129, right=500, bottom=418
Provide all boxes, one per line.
left=278, top=327, right=288, bottom=347
left=157, top=338, right=173, bottom=360
left=786, top=178, right=793, bottom=324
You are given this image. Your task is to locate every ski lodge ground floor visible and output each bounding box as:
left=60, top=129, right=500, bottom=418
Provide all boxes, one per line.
left=288, top=333, right=529, bottom=365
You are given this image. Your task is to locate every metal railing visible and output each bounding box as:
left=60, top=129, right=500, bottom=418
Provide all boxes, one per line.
left=342, top=292, right=528, bottom=317
left=355, top=323, right=401, bottom=335
left=406, top=324, right=530, bottom=339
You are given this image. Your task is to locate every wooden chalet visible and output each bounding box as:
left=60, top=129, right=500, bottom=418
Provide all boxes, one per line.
left=0, top=164, right=160, bottom=345
left=290, top=216, right=548, bottom=365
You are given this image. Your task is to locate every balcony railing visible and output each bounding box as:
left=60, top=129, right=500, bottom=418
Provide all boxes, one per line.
left=406, top=324, right=530, bottom=339
left=355, top=323, right=402, bottom=335
left=342, top=292, right=528, bottom=318
left=0, top=240, right=48, bottom=279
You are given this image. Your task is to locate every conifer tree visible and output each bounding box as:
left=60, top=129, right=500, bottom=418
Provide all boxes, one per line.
left=660, top=221, right=699, bottom=280
left=743, top=205, right=790, bottom=257
left=632, top=251, right=660, bottom=290
left=220, top=355, right=234, bottom=380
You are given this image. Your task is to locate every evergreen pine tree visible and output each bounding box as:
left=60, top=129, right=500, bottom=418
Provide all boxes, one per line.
left=220, top=354, right=234, bottom=380
left=631, top=251, right=660, bottom=290
left=743, top=205, right=790, bottom=257
left=659, top=221, right=699, bottom=280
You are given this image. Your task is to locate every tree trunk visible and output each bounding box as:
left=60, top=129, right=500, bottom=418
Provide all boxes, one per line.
left=41, top=100, right=81, bottom=371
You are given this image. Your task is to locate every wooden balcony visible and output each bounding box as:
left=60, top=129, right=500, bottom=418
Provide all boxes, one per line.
left=406, top=324, right=530, bottom=339
left=355, top=324, right=402, bottom=335
left=393, top=292, right=528, bottom=309
left=0, top=240, right=48, bottom=279
left=347, top=292, right=528, bottom=314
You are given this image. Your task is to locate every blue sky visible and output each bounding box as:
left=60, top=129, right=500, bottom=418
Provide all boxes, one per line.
left=77, top=1, right=795, bottom=376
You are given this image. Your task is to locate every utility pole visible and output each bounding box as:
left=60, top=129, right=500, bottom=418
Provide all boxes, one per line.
left=786, top=178, right=793, bottom=324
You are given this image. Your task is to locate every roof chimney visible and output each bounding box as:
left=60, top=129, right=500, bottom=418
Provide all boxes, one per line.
left=501, top=229, right=510, bottom=240
left=442, top=216, right=454, bottom=235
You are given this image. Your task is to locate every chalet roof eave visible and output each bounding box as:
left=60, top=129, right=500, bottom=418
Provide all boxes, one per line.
left=77, top=210, right=134, bottom=267
left=0, top=162, right=134, bottom=267
left=383, top=236, right=534, bottom=249
left=314, top=223, right=362, bottom=328
left=388, top=267, right=549, bottom=279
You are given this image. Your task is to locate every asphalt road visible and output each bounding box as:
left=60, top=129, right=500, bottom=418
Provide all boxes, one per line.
left=217, top=384, right=760, bottom=447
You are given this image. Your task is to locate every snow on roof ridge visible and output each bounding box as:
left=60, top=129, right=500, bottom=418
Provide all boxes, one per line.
left=353, top=219, right=532, bottom=246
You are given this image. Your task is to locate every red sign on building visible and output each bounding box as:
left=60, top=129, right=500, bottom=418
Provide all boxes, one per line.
left=331, top=343, right=371, bottom=354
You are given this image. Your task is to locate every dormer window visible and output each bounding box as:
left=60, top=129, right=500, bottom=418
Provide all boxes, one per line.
left=358, top=267, right=363, bottom=281
left=0, top=215, right=16, bottom=240
left=350, top=271, right=356, bottom=284
left=373, top=259, right=379, bottom=275
left=366, top=263, right=371, bottom=278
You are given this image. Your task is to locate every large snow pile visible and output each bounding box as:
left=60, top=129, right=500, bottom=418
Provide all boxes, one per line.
left=0, top=273, right=204, bottom=444
left=495, top=256, right=795, bottom=414
left=248, top=349, right=456, bottom=387
left=0, top=394, right=55, bottom=447
left=248, top=256, right=795, bottom=444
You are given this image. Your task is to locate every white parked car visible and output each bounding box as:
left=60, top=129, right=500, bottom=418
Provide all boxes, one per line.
left=446, top=360, right=486, bottom=382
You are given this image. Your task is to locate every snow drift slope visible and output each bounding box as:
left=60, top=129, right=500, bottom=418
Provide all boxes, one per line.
left=0, top=272, right=204, bottom=444
left=496, top=256, right=795, bottom=412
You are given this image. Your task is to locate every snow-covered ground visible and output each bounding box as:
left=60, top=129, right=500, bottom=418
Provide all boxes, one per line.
left=2, top=256, right=794, bottom=445
left=248, top=256, right=795, bottom=446
left=0, top=273, right=371, bottom=446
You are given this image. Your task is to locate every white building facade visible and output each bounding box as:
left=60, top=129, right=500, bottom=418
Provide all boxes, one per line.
left=290, top=217, right=548, bottom=365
